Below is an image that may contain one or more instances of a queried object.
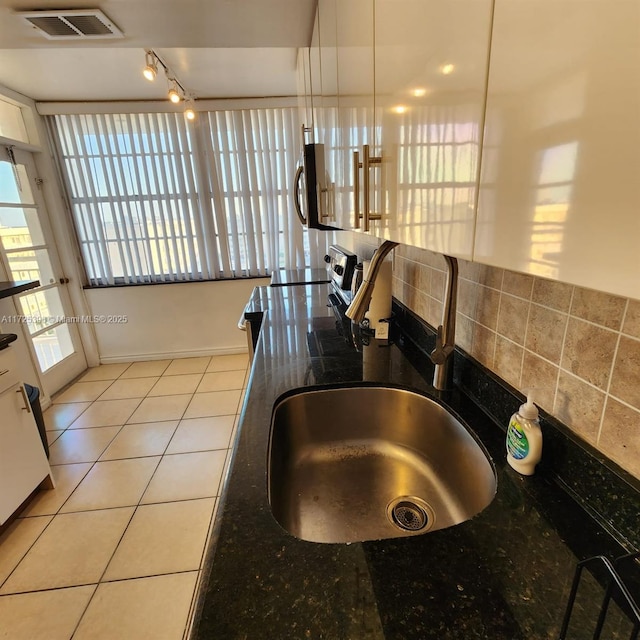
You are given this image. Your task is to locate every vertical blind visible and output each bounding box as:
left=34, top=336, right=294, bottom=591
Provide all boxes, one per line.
left=51, top=108, right=328, bottom=286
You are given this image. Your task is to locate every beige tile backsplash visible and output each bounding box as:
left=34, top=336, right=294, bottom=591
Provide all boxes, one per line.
left=335, top=232, right=640, bottom=480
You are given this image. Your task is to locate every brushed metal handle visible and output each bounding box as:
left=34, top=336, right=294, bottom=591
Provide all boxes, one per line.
left=353, top=150, right=362, bottom=229
left=17, top=385, right=31, bottom=413
left=293, top=165, right=307, bottom=225
left=362, top=144, right=382, bottom=232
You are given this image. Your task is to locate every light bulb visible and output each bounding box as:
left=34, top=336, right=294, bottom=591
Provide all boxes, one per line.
left=168, top=87, right=181, bottom=103
left=143, top=64, right=157, bottom=81
left=392, top=105, right=408, bottom=114
left=440, top=63, right=455, bottom=75
left=412, top=88, right=427, bottom=97
left=143, top=51, right=157, bottom=81
left=185, top=106, right=195, bottom=120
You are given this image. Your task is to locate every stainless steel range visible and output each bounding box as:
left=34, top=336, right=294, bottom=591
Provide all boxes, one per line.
left=239, top=245, right=359, bottom=361
left=323, top=245, right=358, bottom=302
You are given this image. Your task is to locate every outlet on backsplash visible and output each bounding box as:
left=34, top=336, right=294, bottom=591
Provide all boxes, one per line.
left=335, top=231, right=640, bottom=481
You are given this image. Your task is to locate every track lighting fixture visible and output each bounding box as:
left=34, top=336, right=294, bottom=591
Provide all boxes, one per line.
left=142, top=49, right=195, bottom=115
left=168, top=80, right=182, bottom=104
left=143, top=50, right=157, bottom=81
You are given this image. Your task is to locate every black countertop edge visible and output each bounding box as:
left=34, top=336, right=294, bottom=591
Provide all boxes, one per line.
left=270, top=268, right=331, bottom=287
left=392, top=299, right=640, bottom=552
left=81, top=274, right=270, bottom=290
left=0, top=280, right=39, bottom=300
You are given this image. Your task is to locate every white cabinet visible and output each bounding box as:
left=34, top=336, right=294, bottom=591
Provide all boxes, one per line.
left=374, top=0, right=494, bottom=257
left=475, top=0, right=640, bottom=299
left=0, top=347, right=52, bottom=525
left=295, top=47, right=313, bottom=132
left=310, top=0, right=493, bottom=250
left=309, top=6, right=323, bottom=144
left=335, top=0, right=377, bottom=233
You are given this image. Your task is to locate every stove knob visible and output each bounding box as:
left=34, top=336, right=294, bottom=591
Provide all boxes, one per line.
left=323, top=254, right=331, bottom=264
left=334, top=265, right=344, bottom=276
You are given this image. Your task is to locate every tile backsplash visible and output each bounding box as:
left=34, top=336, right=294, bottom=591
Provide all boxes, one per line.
left=336, top=232, right=640, bottom=480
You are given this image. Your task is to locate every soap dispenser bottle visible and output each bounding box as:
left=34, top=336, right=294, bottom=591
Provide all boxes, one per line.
left=506, top=392, right=542, bottom=475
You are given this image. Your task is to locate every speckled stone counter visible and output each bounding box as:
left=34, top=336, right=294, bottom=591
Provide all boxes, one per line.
left=0, top=280, right=39, bottom=300
left=191, top=284, right=639, bottom=639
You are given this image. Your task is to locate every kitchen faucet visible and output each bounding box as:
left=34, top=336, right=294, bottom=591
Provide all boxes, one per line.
left=430, top=255, right=458, bottom=391
left=345, top=241, right=458, bottom=391
left=345, top=240, right=398, bottom=326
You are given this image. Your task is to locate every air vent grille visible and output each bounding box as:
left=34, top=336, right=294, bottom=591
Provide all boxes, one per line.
left=18, top=9, right=123, bottom=40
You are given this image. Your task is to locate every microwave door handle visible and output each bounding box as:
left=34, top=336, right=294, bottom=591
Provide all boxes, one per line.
left=294, top=164, right=307, bottom=225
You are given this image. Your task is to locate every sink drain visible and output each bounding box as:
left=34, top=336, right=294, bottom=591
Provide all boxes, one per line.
left=387, top=497, right=434, bottom=532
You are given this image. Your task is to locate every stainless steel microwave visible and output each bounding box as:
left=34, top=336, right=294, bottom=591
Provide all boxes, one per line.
left=294, top=143, right=334, bottom=230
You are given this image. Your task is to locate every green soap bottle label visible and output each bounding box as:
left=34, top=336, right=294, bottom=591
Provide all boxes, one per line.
left=507, top=419, right=529, bottom=460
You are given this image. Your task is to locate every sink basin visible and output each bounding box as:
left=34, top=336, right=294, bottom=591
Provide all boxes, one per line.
left=268, top=386, right=496, bottom=544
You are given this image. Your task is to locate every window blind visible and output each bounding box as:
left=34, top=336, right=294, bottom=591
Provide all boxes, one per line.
left=52, top=107, right=328, bottom=286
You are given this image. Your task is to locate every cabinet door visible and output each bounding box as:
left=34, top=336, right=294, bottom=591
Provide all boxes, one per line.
left=334, top=0, right=377, bottom=232
left=0, top=384, right=51, bottom=524
left=309, top=5, right=323, bottom=144
left=316, top=0, right=340, bottom=227
left=374, top=0, right=493, bottom=257
left=475, top=0, right=640, bottom=299
left=296, top=48, right=313, bottom=132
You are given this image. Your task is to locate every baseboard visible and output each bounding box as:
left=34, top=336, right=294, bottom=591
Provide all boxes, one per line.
left=98, top=346, right=249, bottom=364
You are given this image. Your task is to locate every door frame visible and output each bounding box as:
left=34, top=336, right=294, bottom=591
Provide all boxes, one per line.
left=0, top=146, right=88, bottom=396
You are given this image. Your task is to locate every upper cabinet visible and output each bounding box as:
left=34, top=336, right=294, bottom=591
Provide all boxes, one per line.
left=309, top=6, right=323, bottom=143
left=374, top=0, right=494, bottom=258
left=296, top=47, right=313, bottom=132
left=302, top=0, right=639, bottom=300
left=475, top=0, right=640, bottom=299
left=334, top=0, right=377, bottom=232
left=312, top=0, right=494, bottom=244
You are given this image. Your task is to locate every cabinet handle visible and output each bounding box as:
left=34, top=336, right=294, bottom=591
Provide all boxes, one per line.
left=353, top=150, right=362, bottom=229
left=0, top=368, right=9, bottom=377
left=362, top=144, right=382, bottom=232
left=17, top=385, right=32, bottom=413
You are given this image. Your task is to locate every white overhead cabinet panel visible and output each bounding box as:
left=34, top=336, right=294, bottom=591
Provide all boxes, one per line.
left=296, top=47, right=313, bottom=131
left=334, top=0, right=377, bottom=232
left=309, top=6, right=323, bottom=144
left=315, top=0, right=340, bottom=228
left=475, top=0, right=640, bottom=299
left=374, top=0, right=494, bottom=257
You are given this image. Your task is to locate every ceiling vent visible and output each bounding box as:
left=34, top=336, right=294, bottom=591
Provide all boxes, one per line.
left=17, top=9, right=124, bottom=40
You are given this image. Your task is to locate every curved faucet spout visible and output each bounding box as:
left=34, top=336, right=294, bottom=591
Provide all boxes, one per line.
left=430, top=255, right=458, bottom=390
left=345, top=240, right=398, bottom=325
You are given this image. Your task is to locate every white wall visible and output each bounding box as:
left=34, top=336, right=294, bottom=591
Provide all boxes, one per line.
left=84, top=278, right=269, bottom=363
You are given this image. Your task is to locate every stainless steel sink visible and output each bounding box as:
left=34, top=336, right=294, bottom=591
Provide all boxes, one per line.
left=268, top=386, right=496, bottom=544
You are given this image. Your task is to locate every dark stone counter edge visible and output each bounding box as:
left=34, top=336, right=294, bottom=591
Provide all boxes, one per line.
left=0, top=280, right=39, bottom=300
left=393, top=299, right=640, bottom=552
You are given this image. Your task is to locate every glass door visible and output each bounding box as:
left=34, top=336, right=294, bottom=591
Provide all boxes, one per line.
left=0, top=146, right=87, bottom=395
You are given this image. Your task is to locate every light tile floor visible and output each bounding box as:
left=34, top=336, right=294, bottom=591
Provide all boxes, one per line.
left=0, top=353, right=249, bottom=640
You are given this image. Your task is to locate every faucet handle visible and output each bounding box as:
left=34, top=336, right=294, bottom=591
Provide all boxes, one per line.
left=430, top=325, right=446, bottom=365
left=430, top=325, right=453, bottom=365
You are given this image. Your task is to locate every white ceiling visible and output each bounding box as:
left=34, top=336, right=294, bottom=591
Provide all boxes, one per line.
left=0, top=0, right=317, bottom=102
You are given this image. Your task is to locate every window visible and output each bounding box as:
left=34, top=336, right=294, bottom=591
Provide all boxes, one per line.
left=51, top=108, right=325, bottom=286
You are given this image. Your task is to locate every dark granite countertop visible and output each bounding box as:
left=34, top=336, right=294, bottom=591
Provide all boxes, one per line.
left=0, top=280, right=39, bottom=300
left=270, top=268, right=331, bottom=287
left=192, top=283, right=639, bottom=639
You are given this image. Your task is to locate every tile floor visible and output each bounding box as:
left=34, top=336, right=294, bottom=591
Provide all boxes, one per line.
left=0, top=354, right=250, bottom=640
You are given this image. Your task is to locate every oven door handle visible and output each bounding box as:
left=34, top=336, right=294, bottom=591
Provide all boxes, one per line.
left=294, top=164, right=307, bottom=226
